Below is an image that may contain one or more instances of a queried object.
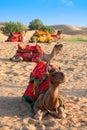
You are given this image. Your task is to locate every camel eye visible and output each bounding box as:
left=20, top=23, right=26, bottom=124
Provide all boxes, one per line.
left=58, top=67, right=61, bottom=70
left=49, top=68, right=56, bottom=74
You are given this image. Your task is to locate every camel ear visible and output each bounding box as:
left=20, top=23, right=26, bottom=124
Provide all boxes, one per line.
left=58, top=66, right=61, bottom=71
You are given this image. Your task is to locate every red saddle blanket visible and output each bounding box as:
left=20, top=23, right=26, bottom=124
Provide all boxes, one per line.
left=15, top=44, right=44, bottom=62
left=23, top=61, right=54, bottom=108
left=8, top=32, right=23, bottom=42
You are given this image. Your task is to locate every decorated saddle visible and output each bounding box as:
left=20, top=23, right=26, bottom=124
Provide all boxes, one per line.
left=23, top=61, right=54, bottom=108
left=7, top=32, right=23, bottom=42
left=11, top=44, right=44, bottom=62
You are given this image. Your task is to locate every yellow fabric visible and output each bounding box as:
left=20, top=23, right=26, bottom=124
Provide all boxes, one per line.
left=33, top=30, right=52, bottom=43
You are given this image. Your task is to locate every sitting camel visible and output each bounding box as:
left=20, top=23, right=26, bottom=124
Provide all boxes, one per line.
left=33, top=68, right=66, bottom=120
left=40, top=44, right=63, bottom=62
left=10, top=43, right=63, bottom=62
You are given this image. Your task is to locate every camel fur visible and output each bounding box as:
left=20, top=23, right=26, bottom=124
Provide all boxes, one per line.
left=33, top=68, right=66, bottom=120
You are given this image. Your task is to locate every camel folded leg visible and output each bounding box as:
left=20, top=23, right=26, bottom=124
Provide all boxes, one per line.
left=33, top=104, right=48, bottom=120
left=10, top=56, right=23, bottom=62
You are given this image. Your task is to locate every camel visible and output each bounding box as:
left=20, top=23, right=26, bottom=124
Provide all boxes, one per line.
left=33, top=68, right=66, bottom=120
left=10, top=43, right=63, bottom=62
left=51, top=30, right=64, bottom=43
left=40, top=43, right=63, bottom=62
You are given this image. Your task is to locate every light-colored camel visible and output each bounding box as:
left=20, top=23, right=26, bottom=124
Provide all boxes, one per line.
left=33, top=68, right=66, bottom=120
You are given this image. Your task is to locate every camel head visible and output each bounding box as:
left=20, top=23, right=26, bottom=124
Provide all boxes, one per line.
left=52, top=43, right=63, bottom=55
left=41, top=43, right=63, bottom=62
left=49, top=68, right=65, bottom=86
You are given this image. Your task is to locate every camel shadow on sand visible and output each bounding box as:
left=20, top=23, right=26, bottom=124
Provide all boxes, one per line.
left=0, top=87, right=87, bottom=118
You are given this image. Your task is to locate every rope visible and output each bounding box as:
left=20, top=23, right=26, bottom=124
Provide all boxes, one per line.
left=58, top=96, right=66, bottom=110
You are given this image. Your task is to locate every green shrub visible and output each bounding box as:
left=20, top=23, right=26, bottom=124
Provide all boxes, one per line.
left=28, top=19, right=43, bottom=30
left=28, top=18, right=55, bottom=34
left=40, top=25, right=55, bottom=34
left=1, top=21, right=26, bottom=36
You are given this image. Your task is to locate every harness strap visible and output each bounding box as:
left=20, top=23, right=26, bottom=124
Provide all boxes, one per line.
left=58, top=96, right=66, bottom=110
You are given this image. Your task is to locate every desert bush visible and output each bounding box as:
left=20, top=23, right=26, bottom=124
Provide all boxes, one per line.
left=1, top=21, right=26, bottom=36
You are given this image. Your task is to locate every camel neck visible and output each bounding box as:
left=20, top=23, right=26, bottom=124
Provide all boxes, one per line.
left=50, top=48, right=59, bottom=59
left=49, top=82, right=59, bottom=92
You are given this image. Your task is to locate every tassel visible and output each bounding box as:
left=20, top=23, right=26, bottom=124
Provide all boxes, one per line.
left=33, top=79, right=38, bottom=95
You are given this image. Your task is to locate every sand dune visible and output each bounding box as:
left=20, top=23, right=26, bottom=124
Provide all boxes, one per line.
left=52, top=24, right=87, bottom=35
left=0, top=30, right=87, bottom=130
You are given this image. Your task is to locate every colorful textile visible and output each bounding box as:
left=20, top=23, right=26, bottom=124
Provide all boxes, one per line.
left=23, top=61, right=54, bottom=107
left=7, top=32, right=23, bottom=42
left=30, top=30, right=52, bottom=43
left=51, top=34, right=61, bottom=40
left=14, top=44, right=44, bottom=62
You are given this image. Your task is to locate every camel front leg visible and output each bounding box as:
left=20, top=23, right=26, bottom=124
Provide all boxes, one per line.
left=33, top=94, right=48, bottom=120
left=58, top=106, right=66, bottom=119
left=33, top=104, right=48, bottom=120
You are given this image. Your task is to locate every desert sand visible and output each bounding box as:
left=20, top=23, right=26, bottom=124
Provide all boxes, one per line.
left=0, top=30, right=87, bottom=130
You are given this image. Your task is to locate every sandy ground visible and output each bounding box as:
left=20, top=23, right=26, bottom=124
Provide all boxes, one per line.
left=0, top=32, right=87, bottom=130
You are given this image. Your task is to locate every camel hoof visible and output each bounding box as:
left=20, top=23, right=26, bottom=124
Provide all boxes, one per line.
left=58, top=107, right=66, bottom=119
left=58, top=113, right=66, bottom=119
left=34, top=113, right=43, bottom=120
left=34, top=110, right=43, bottom=120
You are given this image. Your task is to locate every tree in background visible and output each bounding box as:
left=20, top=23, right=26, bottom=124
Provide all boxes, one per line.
left=1, top=19, right=55, bottom=35
left=28, top=19, right=55, bottom=34
left=28, top=19, right=43, bottom=30
left=1, top=21, right=27, bottom=36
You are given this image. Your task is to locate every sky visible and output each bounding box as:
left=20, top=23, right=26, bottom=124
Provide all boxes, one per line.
left=0, top=0, right=87, bottom=26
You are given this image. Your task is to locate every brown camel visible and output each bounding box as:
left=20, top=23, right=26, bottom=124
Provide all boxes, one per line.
left=10, top=43, right=63, bottom=62
left=33, top=68, right=66, bottom=120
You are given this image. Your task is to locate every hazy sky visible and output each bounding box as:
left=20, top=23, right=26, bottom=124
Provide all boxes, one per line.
left=0, top=0, right=87, bottom=26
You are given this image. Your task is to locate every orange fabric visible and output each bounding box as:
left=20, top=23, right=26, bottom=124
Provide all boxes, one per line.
left=35, top=30, right=49, bottom=35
